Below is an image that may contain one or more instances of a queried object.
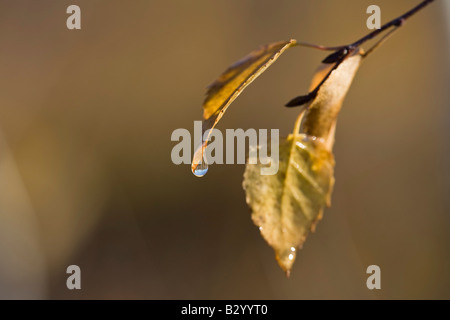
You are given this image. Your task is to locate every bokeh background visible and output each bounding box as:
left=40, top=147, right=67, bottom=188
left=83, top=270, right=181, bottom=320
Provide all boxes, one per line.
left=0, top=0, right=448, bottom=299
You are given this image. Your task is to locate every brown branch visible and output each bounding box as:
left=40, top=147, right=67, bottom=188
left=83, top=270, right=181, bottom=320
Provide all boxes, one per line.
left=285, top=0, right=435, bottom=107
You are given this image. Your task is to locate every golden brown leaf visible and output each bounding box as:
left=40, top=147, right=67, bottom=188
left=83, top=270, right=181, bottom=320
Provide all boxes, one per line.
left=244, top=134, right=335, bottom=274
left=192, top=40, right=297, bottom=175
left=243, top=50, right=363, bottom=274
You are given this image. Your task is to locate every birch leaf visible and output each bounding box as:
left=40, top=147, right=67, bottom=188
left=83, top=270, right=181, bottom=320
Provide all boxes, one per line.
left=192, top=40, right=297, bottom=175
left=243, top=50, right=363, bottom=275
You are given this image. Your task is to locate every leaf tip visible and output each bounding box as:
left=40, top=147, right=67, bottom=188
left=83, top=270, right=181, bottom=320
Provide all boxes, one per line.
left=275, top=246, right=298, bottom=276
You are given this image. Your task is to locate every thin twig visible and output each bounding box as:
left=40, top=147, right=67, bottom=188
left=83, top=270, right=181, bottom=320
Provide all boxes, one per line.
left=285, top=0, right=435, bottom=107
left=351, top=0, right=435, bottom=48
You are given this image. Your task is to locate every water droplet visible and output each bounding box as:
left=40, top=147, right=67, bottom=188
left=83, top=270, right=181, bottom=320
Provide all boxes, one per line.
left=192, top=159, right=208, bottom=177
left=290, top=247, right=296, bottom=252
left=288, top=254, right=294, bottom=261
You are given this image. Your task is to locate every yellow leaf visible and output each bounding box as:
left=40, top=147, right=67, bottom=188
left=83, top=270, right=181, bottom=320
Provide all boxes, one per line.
left=300, top=50, right=363, bottom=149
left=243, top=50, right=363, bottom=275
left=192, top=40, right=297, bottom=175
left=244, top=134, right=334, bottom=275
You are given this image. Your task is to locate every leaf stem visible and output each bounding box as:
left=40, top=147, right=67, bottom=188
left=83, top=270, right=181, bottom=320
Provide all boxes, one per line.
left=294, top=42, right=345, bottom=52
left=361, top=26, right=399, bottom=58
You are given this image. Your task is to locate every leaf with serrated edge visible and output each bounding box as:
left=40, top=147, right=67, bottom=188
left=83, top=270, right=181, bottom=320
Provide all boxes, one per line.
left=192, top=40, right=297, bottom=173
left=243, top=50, right=363, bottom=275
left=244, top=135, right=334, bottom=275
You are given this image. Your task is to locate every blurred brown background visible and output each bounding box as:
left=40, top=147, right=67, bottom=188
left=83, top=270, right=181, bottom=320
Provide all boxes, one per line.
left=0, top=0, right=448, bottom=299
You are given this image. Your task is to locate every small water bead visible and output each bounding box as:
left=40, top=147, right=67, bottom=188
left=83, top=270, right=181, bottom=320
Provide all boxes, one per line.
left=192, top=160, right=208, bottom=177
left=193, top=167, right=208, bottom=177
left=288, top=247, right=296, bottom=261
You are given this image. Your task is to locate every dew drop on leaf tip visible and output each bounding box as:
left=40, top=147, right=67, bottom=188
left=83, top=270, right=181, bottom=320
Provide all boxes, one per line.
left=192, top=161, right=208, bottom=177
